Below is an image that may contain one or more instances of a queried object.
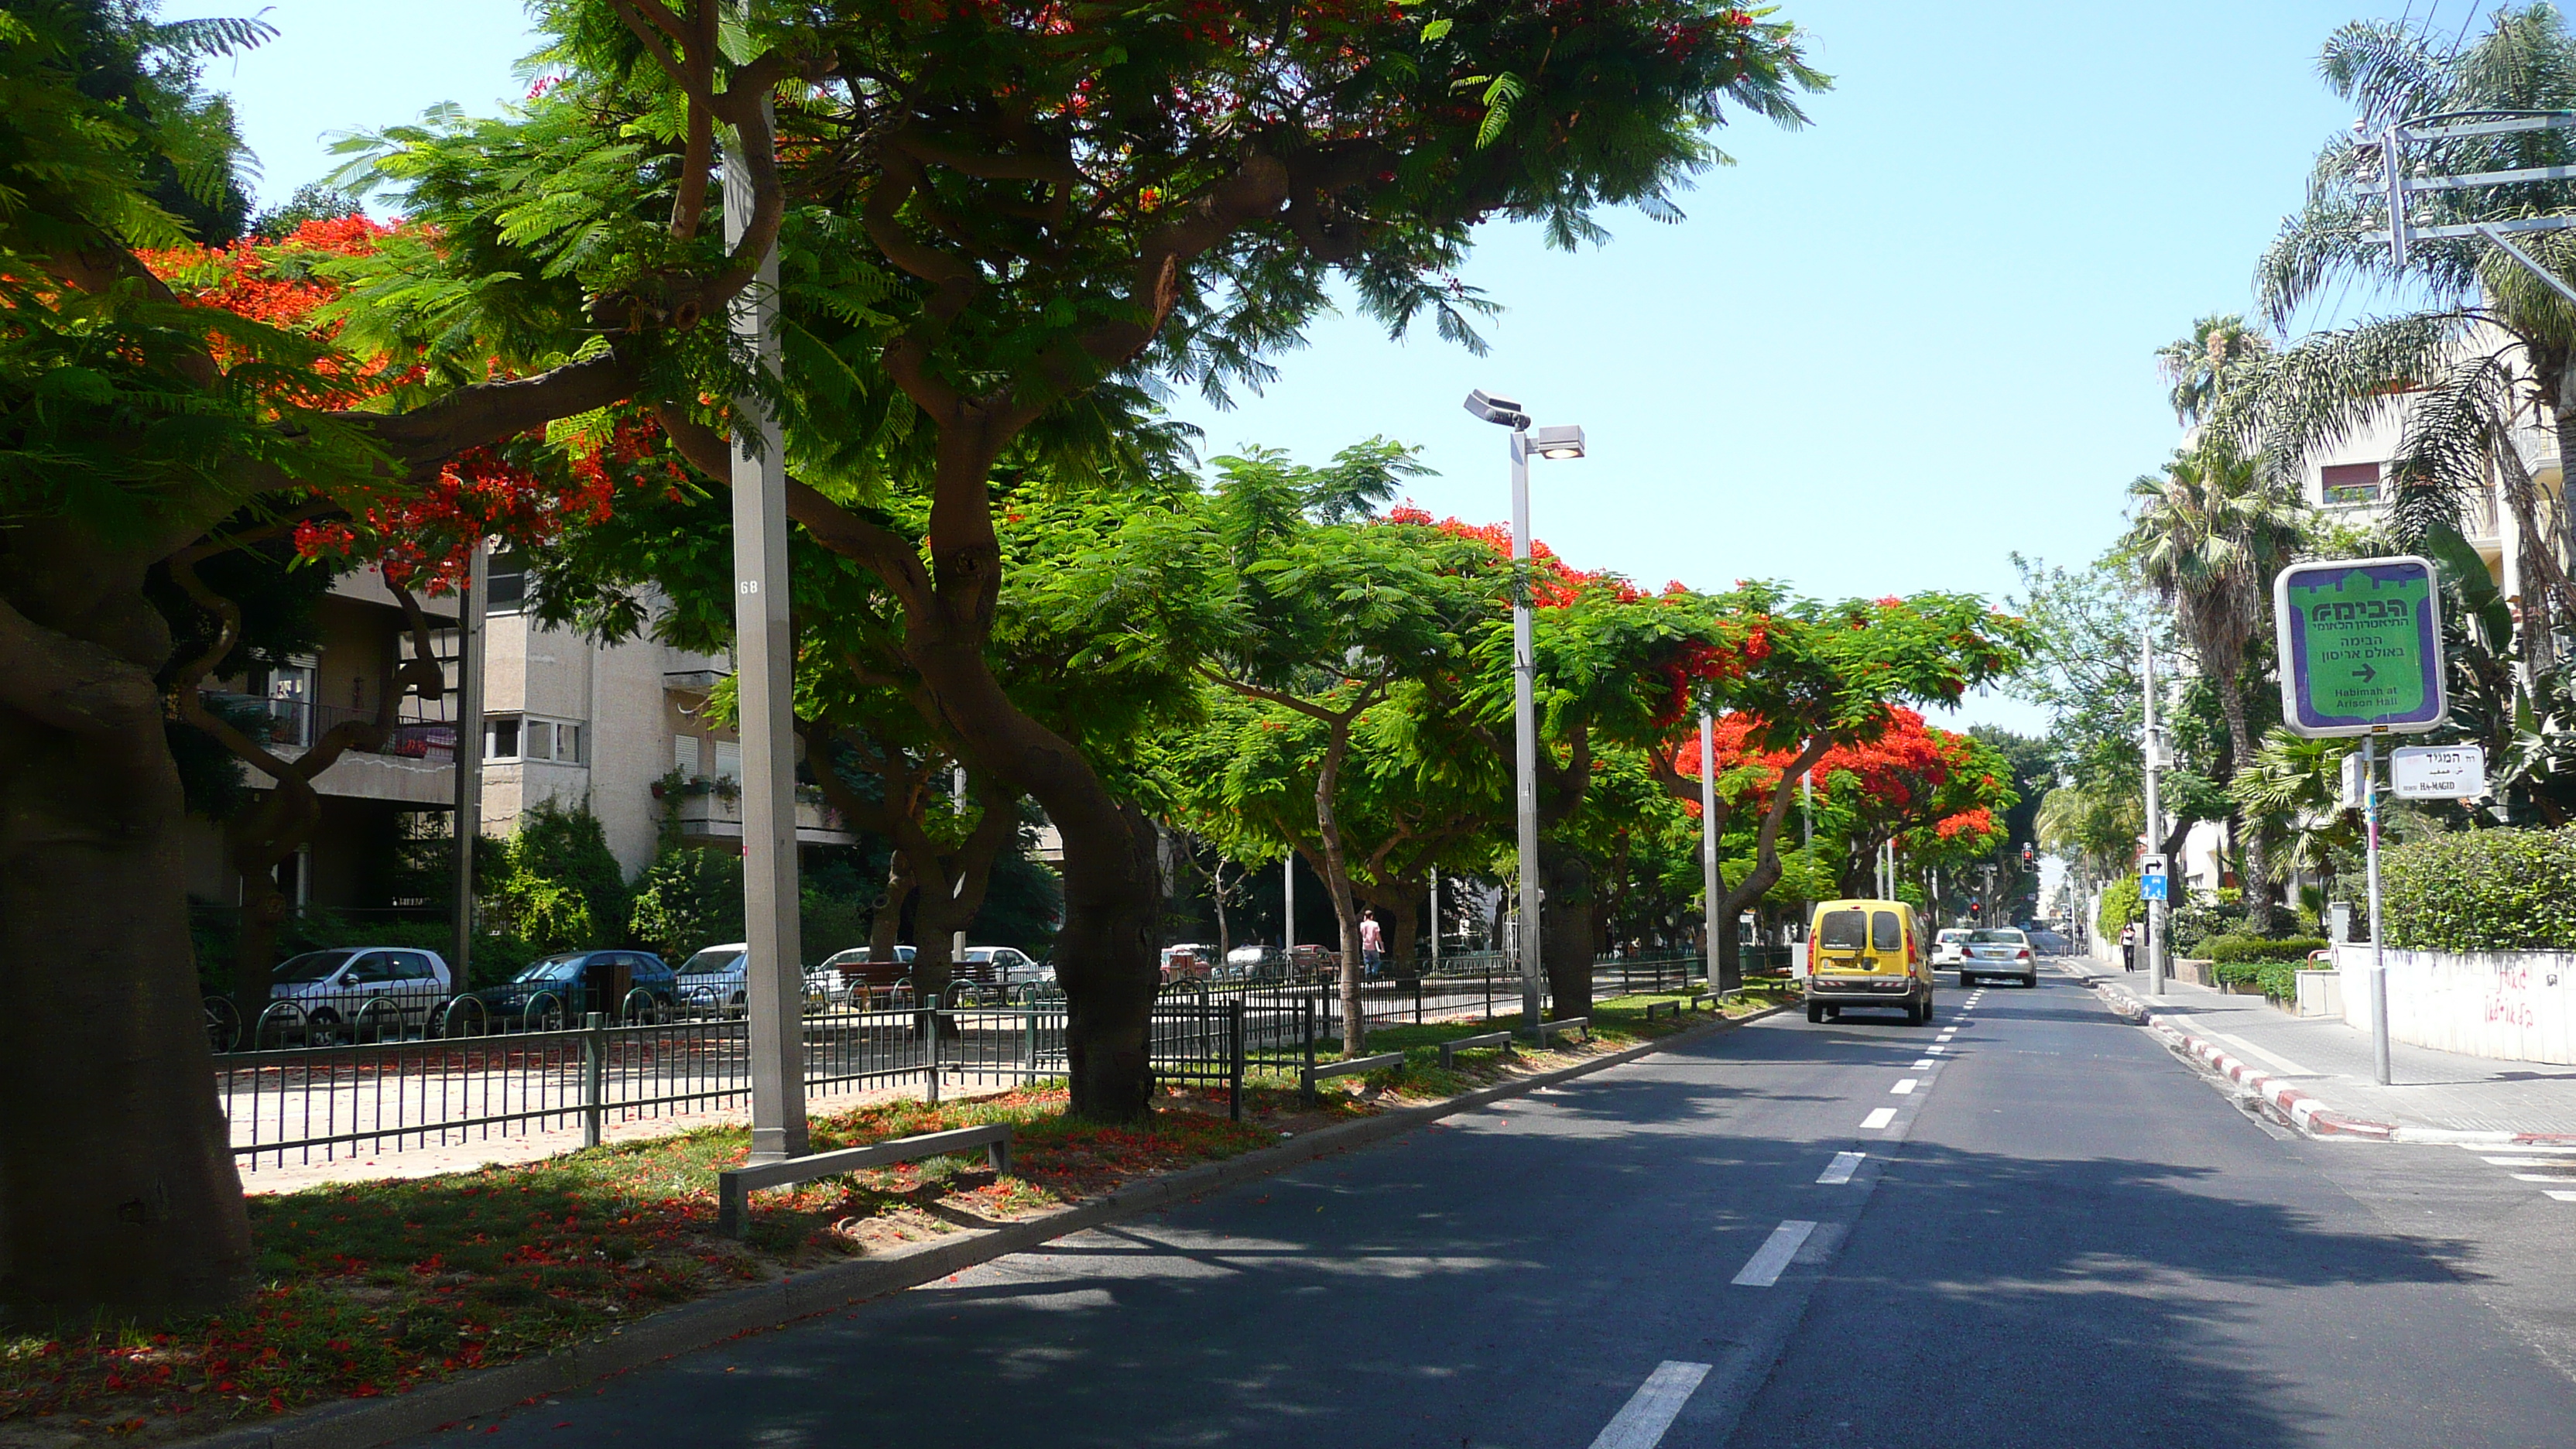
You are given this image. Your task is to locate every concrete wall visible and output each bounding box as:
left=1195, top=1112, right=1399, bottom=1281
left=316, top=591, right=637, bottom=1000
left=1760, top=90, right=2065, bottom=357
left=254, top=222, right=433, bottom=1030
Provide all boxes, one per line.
left=2333, top=944, right=2576, bottom=1066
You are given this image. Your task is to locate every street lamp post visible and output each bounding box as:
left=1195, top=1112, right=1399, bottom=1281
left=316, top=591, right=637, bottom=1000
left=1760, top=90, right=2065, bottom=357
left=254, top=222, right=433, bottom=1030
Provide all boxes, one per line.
left=1700, top=711, right=1722, bottom=995
left=1464, top=390, right=1584, bottom=1030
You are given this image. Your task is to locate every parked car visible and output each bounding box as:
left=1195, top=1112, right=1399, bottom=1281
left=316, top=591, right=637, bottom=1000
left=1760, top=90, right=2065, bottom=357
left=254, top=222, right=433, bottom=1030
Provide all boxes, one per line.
left=1159, top=944, right=1214, bottom=985
left=672, top=942, right=749, bottom=1012
left=1932, top=928, right=1973, bottom=967
left=1225, top=944, right=1285, bottom=979
left=1957, top=927, right=2039, bottom=988
left=468, top=950, right=677, bottom=1029
left=962, top=946, right=1052, bottom=999
left=266, top=947, right=454, bottom=1040
left=815, top=944, right=917, bottom=1005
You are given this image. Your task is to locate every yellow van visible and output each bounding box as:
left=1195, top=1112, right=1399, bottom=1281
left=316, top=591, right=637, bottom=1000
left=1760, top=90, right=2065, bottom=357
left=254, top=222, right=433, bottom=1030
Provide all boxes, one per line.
left=1803, top=898, right=1935, bottom=1026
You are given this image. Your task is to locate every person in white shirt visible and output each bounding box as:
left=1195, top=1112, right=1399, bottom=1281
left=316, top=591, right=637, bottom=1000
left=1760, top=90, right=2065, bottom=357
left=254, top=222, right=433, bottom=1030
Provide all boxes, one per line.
left=1359, top=910, right=1384, bottom=977
left=2121, top=922, right=2137, bottom=972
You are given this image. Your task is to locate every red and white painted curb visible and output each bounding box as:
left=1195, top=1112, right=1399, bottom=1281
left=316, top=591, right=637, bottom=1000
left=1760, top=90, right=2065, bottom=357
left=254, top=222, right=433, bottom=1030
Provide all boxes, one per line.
left=2074, top=968, right=2576, bottom=1147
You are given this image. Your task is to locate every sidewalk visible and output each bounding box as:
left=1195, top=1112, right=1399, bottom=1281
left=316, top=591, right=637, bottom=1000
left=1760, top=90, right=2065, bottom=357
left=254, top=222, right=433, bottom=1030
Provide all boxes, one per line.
left=2062, top=957, right=2576, bottom=1142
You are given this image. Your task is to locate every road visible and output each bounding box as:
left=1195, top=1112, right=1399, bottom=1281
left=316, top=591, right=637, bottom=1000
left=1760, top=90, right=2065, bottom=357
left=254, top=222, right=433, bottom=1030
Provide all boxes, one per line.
left=406, top=968, right=2576, bottom=1448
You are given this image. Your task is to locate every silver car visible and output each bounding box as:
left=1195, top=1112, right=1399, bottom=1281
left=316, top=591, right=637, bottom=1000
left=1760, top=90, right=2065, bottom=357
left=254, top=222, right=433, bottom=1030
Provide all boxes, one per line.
left=268, top=947, right=454, bottom=1039
left=1956, top=928, right=2039, bottom=988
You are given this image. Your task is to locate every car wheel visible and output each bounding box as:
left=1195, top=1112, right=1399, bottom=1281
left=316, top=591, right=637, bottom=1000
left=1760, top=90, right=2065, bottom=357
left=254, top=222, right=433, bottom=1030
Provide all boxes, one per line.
left=2023, top=974, right=2039, bottom=989
left=307, top=1009, right=344, bottom=1047
left=1960, top=971, right=1976, bottom=988
left=1807, top=1002, right=1824, bottom=1023
left=1824, top=1005, right=1841, bottom=1022
left=1920, top=995, right=1936, bottom=1024
left=1903, top=999, right=1923, bottom=1026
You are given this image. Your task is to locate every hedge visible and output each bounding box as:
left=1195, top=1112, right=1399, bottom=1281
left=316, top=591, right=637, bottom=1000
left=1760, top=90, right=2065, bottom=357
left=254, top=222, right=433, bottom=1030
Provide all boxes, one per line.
left=2203, top=935, right=2328, bottom=964
left=2211, top=957, right=2307, bottom=1002
left=2382, top=827, right=2576, bottom=952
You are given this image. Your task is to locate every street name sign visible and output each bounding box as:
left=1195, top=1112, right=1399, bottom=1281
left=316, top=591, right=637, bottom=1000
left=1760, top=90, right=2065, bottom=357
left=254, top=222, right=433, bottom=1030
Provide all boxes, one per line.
left=2390, top=743, right=2487, bottom=800
left=2273, top=556, right=2448, bottom=738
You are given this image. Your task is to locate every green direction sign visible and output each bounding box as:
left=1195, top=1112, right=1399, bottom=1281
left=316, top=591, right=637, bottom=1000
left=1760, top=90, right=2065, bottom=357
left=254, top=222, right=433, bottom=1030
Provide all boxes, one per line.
left=2272, top=555, right=2446, bottom=738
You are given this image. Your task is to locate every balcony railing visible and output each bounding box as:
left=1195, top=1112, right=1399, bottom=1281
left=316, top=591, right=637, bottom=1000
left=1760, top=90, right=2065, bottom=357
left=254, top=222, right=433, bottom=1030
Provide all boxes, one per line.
left=197, top=693, right=457, bottom=762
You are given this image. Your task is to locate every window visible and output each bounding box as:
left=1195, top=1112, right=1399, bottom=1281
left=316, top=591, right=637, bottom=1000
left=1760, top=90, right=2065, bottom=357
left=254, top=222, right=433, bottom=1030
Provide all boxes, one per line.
left=1818, top=910, right=1869, bottom=950
left=675, top=735, right=702, bottom=776
left=1870, top=911, right=1902, bottom=951
left=2322, top=461, right=2381, bottom=505
left=714, top=739, right=742, bottom=782
left=484, top=550, right=527, bottom=613
left=486, top=714, right=584, bottom=765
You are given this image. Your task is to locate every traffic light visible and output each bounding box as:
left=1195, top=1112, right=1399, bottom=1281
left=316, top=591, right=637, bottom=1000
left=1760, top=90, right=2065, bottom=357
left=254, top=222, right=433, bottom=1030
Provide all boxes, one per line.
left=2020, top=842, right=2034, bottom=869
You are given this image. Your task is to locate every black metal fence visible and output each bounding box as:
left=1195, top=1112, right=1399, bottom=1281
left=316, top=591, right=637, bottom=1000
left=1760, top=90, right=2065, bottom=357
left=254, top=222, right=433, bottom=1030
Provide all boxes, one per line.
left=213, top=956, right=1705, bottom=1171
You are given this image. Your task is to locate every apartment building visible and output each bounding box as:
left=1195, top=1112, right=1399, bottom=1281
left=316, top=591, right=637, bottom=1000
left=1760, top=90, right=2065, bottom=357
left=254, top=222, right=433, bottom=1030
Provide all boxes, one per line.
left=182, top=564, right=461, bottom=911
left=475, top=551, right=851, bottom=876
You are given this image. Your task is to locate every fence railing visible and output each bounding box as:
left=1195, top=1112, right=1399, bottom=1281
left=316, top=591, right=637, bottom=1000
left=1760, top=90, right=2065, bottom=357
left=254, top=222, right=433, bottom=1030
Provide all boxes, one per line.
left=212, top=957, right=1708, bottom=1171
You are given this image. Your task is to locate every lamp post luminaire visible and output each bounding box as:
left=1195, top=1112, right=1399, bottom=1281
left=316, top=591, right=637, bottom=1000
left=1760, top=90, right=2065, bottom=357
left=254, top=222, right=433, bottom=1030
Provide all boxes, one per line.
left=1464, top=390, right=1585, bottom=1030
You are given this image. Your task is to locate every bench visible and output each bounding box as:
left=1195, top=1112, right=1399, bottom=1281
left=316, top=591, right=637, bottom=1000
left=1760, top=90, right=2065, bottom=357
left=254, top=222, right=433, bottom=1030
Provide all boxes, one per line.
left=715, top=1124, right=1013, bottom=1238
left=1437, top=1030, right=1517, bottom=1069
left=1645, top=1001, right=1678, bottom=1022
left=1529, top=1016, right=1590, bottom=1046
left=1300, top=1050, right=1406, bottom=1102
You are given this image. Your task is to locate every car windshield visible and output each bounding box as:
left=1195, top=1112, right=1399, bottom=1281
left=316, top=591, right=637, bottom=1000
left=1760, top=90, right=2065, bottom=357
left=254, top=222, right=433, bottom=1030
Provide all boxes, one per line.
left=1970, top=930, right=2026, bottom=944
left=676, top=947, right=745, bottom=977
left=273, top=950, right=354, bottom=984
left=510, top=954, right=584, bottom=983
left=1937, top=930, right=1972, bottom=942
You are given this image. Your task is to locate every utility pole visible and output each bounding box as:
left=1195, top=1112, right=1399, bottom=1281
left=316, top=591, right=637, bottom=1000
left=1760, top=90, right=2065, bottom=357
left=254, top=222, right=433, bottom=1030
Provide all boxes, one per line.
left=2365, top=731, right=2392, bottom=1084
left=1700, top=711, right=1723, bottom=993
left=726, top=108, right=806, bottom=1164
left=2142, top=628, right=2167, bottom=999
left=449, top=542, right=486, bottom=981
left=1430, top=868, right=1440, bottom=968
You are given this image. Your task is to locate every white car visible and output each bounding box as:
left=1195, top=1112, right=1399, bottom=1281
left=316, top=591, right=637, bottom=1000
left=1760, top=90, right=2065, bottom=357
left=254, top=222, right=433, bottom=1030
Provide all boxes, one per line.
left=1956, top=928, right=2040, bottom=988
left=1932, top=929, right=1973, bottom=968
left=268, top=947, right=454, bottom=1037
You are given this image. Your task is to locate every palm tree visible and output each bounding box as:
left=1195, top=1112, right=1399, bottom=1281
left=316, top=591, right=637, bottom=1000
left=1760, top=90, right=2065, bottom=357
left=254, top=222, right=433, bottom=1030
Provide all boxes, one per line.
left=2228, top=5, right=2576, bottom=648
left=2156, top=313, right=2273, bottom=428
left=2228, top=728, right=2362, bottom=913
left=2120, top=439, right=2307, bottom=933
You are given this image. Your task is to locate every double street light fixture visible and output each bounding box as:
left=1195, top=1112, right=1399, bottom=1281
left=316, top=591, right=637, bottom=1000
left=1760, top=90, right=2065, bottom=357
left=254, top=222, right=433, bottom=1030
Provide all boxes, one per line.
left=1463, top=389, right=1585, bottom=1030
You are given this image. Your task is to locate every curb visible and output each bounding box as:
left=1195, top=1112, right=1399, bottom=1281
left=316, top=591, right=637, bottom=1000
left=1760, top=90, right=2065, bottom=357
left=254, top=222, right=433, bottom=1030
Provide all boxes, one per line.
left=2070, top=966, right=2576, bottom=1147
left=180, top=1002, right=1786, bottom=1449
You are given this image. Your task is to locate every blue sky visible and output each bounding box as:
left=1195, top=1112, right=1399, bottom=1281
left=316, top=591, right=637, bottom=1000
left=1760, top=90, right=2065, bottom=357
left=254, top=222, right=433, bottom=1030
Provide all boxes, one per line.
left=209, top=0, right=2478, bottom=733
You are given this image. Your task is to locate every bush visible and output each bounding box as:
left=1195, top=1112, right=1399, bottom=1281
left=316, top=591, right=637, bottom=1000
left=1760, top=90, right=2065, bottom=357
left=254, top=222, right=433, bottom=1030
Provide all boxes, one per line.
left=2096, top=877, right=2141, bottom=938
left=2203, top=935, right=2328, bottom=964
left=628, top=847, right=746, bottom=961
left=2382, top=827, right=2576, bottom=951
left=2168, top=896, right=2247, bottom=953
left=2210, top=953, right=2312, bottom=1002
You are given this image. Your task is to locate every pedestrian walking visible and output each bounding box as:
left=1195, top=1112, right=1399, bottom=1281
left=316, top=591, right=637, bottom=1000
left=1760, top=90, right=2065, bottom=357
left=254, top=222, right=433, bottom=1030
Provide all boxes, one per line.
left=1360, top=909, right=1384, bottom=977
left=2121, top=921, right=2137, bottom=971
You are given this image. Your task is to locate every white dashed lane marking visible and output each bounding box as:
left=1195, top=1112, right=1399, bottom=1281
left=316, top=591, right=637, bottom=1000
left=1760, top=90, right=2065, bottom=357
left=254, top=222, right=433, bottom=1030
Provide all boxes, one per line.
left=1860, top=1108, right=1896, bottom=1130
left=1817, top=1152, right=1865, bottom=1185
left=1891, top=1078, right=1919, bottom=1094
left=1731, top=1221, right=1817, bottom=1287
left=1586, top=1360, right=1713, bottom=1449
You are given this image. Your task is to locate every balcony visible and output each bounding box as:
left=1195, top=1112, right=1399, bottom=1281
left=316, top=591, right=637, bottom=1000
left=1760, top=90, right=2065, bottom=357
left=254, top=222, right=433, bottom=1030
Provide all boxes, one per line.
left=659, top=776, right=854, bottom=846
left=197, top=693, right=457, bottom=806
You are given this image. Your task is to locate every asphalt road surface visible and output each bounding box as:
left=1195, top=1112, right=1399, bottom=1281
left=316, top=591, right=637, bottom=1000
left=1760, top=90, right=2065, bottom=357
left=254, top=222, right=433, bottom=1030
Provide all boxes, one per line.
left=408, top=968, right=2576, bottom=1448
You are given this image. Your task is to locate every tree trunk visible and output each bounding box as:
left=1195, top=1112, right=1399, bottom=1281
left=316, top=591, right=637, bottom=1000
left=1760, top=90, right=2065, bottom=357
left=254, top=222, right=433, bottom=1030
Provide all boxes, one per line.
left=1538, top=843, right=1595, bottom=1018
left=1210, top=858, right=1231, bottom=964
left=871, top=855, right=913, bottom=966
left=1310, top=720, right=1370, bottom=1058
left=0, top=540, right=252, bottom=1316
left=226, top=787, right=317, bottom=1023
left=2215, top=675, right=2275, bottom=934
